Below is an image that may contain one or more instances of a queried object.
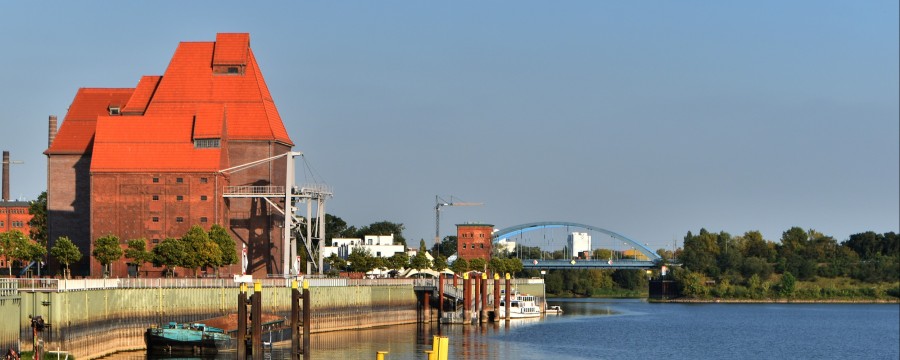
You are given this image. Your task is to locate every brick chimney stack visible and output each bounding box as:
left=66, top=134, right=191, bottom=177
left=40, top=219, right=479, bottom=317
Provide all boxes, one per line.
left=49, top=115, right=58, bottom=147
left=2, top=151, right=9, bottom=201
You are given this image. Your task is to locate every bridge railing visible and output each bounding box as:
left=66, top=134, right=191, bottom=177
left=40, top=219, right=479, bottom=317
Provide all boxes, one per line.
left=13, top=277, right=424, bottom=292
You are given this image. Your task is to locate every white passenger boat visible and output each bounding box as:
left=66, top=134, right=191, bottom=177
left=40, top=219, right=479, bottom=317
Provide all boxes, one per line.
left=498, top=293, right=542, bottom=319
left=545, top=305, right=563, bottom=314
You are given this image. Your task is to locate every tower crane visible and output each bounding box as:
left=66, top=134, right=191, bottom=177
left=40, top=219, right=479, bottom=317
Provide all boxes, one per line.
left=434, top=195, right=483, bottom=254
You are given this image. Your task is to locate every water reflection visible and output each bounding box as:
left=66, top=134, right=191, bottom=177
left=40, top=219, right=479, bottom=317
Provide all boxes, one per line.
left=99, top=299, right=620, bottom=360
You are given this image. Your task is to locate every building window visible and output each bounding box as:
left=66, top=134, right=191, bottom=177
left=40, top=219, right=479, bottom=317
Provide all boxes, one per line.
left=0, top=221, right=4, bottom=227
left=153, top=177, right=159, bottom=183
left=176, top=217, right=184, bottom=223
left=201, top=195, right=208, bottom=201
left=108, top=106, right=120, bottom=115
left=176, top=178, right=184, bottom=183
left=200, top=217, right=208, bottom=223
left=200, top=178, right=208, bottom=183
left=228, top=67, right=239, bottom=74
left=152, top=238, right=160, bottom=244
left=462, top=244, right=467, bottom=249
left=176, top=195, right=184, bottom=201
left=152, top=195, right=159, bottom=201
left=193, top=139, right=220, bottom=149
left=152, top=217, right=159, bottom=222
left=480, top=243, right=484, bottom=249
left=12, top=221, right=23, bottom=228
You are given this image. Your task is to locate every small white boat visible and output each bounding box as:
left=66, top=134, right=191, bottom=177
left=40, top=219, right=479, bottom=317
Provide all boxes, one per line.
left=545, top=305, right=563, bottom=314
left=499, top=293, right=542, bottom=319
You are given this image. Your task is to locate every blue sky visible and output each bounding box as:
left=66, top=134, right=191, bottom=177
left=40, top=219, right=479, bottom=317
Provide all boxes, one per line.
left=1, top=1, right=897, bottom=251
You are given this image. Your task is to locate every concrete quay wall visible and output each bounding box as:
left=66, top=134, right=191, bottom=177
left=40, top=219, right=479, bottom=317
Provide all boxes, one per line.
left=12, top=280, right=418, bottom=359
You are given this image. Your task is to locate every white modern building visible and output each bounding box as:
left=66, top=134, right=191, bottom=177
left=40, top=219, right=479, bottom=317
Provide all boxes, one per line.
left=495, top=238, right=517, bottom=253
left=567, top=232, right=592, bottom=258
left=321, top=234, right=406, bottom=259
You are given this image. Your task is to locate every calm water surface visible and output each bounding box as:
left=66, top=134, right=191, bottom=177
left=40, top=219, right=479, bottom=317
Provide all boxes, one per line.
left=109, top=299, right=899, bottom=360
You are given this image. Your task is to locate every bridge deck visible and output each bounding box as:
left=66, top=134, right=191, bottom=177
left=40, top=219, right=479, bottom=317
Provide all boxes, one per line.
left=523, top=259, right=656, bottom=269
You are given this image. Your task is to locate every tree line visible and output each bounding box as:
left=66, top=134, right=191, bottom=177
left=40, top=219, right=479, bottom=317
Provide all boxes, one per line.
left=670, top=227, right=899, bottom=299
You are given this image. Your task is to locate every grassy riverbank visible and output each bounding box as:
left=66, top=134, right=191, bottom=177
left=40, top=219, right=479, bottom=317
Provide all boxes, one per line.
left=656, top=277, right=900, bottom=303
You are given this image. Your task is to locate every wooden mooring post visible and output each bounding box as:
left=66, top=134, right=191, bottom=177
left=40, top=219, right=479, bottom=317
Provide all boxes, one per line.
left=291, top=280, right=300, bottom=360
left=251, top=281, right=262, bottom=360
left=504, top=273, right=511, bottom=322
left=302, top=280, right=311, bottom=360
left=492, top=273, right=500, bottom=322
left=237, top=283, right=248, bottom=359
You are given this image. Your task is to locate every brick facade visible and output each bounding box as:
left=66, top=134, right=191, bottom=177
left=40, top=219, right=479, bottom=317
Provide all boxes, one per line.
left=45, top=34, right=294, bottom=278
left=456, top=223, right=494, bottom=261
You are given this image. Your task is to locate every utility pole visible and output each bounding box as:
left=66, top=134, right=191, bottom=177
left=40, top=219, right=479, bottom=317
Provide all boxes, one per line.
left=434, top=195, right=483, bottom=255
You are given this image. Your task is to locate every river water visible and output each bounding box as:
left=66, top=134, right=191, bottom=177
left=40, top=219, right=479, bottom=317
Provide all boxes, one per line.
left=108, top=298, right=899, bottom=359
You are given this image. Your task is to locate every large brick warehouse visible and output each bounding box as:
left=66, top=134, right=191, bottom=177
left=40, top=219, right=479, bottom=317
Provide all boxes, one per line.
left=44, top=33, right=294, bottom=278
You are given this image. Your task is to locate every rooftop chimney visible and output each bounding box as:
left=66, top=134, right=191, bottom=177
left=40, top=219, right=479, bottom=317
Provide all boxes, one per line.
left=49, top=115, right=58, bottom=147
left=2, top=151, right=9, bottom=201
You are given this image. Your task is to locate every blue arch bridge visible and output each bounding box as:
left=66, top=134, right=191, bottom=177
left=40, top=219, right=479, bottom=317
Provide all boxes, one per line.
left=491, top=221, right=662, bottom=270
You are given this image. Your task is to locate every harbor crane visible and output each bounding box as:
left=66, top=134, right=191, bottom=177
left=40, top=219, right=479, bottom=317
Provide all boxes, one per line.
left=434, top=195, right=483, bottom=253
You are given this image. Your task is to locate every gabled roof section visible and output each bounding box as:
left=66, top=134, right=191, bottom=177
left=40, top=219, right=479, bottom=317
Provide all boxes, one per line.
left=213, top=33, right=250, bottom=66
left=45, top=88, right=134, bottom=155
left=121, top=76, right=161, bottom=115
left=146, top=33, right=293, bottom=146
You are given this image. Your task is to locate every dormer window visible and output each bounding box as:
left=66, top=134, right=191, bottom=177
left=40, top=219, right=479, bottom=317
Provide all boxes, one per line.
left=108, top=105, right=121, bottom=115
left=194, top=138, right=220, bottom=148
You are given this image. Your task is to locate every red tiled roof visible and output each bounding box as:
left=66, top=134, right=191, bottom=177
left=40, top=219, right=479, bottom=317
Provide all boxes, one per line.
left=122, top=76, right=161, bottom=115
left=213, top=33, right=250, bottom=66
left=91, top=115, right=222, bottom=172
left=193, top=103, right=225, bottom=139
left=55, top=33, right=295, bottom=172
left=45, top=88, right=134, bottom=155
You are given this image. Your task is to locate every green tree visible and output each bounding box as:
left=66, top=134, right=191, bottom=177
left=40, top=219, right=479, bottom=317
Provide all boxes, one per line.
left=354, top=221, right=407, bottom=247
left=324, top=253, right=348, bottom=273
left=680, top=229, right=721, bottom=277
left=28, top=191, right=48, bottom=247
left=124, top=238, right=153, bottom=277
left=92, top=235, right=123, bottom=278
left=504, top=258, right=524, bottom=275
left=22, top=240, right=47, bottom=276
left=450, top=258, right=469, bottom=274
left=409, top=249, right=431, bottom=273
left=181, top=225, right=222, bottom=277
left=431, top=255, right=448, bottom=272
left=347, top=247, right=375, bottom=273
left=468, top=257, right=487, bottom=272
left=152, top=238, right=185, bottom=277
left=432, top=235, right=457, bottom=258
left=778, top=272, right=796, bottom=297
left=488, top=257, right=508, bottom=275
left=678, top=270, right=709, bottom=298
left=0, top=230, right=29, bottom=276
left=208, top=224, right=238, bottom=276
left=387, top=252, right=409, bottom=270
left=50, top=236, right=82, bottom=279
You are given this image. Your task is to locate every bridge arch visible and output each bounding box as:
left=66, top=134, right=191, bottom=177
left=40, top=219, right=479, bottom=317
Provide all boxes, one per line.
left=492, top=221, right=661, bottom=261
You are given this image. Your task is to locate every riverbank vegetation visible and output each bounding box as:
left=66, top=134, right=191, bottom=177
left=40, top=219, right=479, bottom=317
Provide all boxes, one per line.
left=667, top=228, right=899, bottom=301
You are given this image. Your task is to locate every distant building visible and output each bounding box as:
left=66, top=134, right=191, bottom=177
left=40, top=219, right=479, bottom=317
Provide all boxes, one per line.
left=45, top=33, right=293, bottom=278
left=495, top=238, right=516, bottom=254
left=0, top=201, right=33, bottom=270
left=456, top=223, right=493, bottom=261
left=568, top=232, right=591, bottom=258
left=321, top=234, right=405, bottom=259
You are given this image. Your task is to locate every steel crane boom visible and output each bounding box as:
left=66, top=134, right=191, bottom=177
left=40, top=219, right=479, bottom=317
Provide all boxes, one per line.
left=434, top=195, right=483, bottom=253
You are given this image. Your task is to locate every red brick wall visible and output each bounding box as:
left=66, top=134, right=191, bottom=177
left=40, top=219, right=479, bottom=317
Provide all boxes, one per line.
left=456, top=224, right=493, bottom=262
left=90, top=172, right=223, bottom=277
left=47, top=154, right=92, bottom=276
